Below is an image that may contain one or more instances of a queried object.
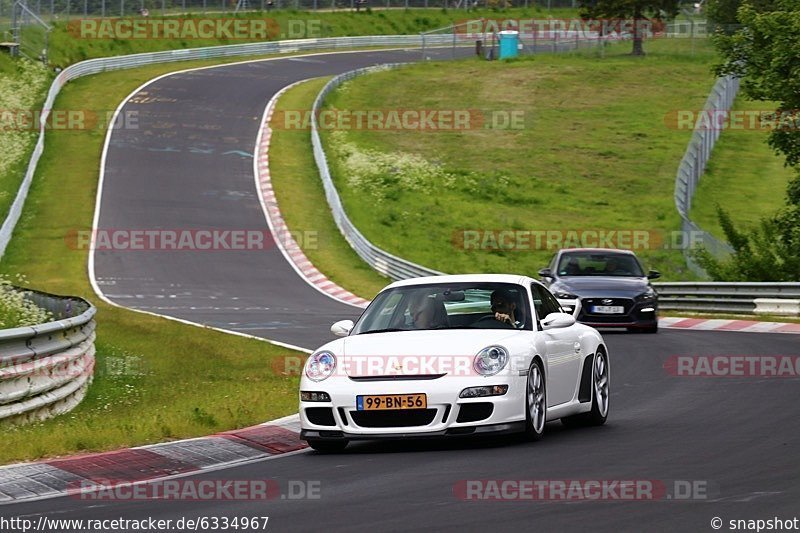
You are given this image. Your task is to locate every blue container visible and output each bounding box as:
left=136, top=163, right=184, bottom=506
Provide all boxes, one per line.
left=497, top=30, right=520, bottom=59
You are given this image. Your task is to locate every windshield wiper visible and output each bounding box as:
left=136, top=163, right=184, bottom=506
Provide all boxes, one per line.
left=359, top=328, right=408, bottom=335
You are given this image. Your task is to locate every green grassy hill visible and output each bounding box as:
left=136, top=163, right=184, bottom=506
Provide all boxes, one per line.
left=320, top=39, right=720, bottom=280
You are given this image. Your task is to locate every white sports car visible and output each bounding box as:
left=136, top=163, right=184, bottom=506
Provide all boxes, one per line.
left=299, top=274, right=610, bottom=452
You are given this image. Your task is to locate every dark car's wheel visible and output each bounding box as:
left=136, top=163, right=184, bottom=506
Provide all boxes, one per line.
left=524, top=360, right=546, bottom=441
left=561, top=349, right=610, bottom=428
left=628, top=323, right=658, bottom=334
left=306, top=439, right=348, bottom=453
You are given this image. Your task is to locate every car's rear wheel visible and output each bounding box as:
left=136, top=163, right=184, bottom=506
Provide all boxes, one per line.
left=524, top=360, right=546, bottom=441
left=306, top=439, right=348, bottom=453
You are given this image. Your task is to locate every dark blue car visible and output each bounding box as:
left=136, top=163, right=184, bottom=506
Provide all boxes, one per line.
left=539, top=248, right=660, bottom=333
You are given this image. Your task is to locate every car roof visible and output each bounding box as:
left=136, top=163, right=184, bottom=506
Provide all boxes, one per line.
left=385, top=273, right=533, bottom=290
left=558, top=248, right=637, bottom=255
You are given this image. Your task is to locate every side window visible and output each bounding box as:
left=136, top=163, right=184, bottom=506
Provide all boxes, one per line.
left=530, top=284, right=560, bottom=322
left=540, top=287, right=563, bottom=316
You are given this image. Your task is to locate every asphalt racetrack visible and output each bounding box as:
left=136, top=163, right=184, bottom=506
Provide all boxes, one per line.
left=92, top=47, right=468, bottom=348
left=6, top=48, right=797, bottom=532
left=6, top=331, right=799, bottom=531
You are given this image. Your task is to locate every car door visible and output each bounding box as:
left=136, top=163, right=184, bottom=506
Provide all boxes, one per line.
left=531, top=283, right=582, bottom=406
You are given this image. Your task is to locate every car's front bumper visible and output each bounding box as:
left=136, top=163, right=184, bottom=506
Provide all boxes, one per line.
left=299, top=375, right=526, bottom=440
left=559, top=297, right=657, bottom=329
left=301, top=421, right=525, bottom=441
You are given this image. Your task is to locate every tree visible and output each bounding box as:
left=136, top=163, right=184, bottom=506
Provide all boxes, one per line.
left=697, top=0, right=800, bottom=280
left=578, top=0, right=681, bottom=56
left=694, top=174, right=800, bottom=280
left=705, top=0, right=777, bottom=28
left=714, top=0, right=800, bottom=165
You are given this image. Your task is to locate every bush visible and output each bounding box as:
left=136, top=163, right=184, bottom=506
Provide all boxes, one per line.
left=0, top=277, right=53, bottom=328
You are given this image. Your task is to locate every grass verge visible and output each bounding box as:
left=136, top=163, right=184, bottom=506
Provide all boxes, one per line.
left=318, top=38, right=720, bottom=281
left=268, top=77, right=390, bottom=299
left=0, top=55, right=51, bottom=225
left=0, top=52, right=335, bottom=465
left=689, top=97, right=795, bottom=241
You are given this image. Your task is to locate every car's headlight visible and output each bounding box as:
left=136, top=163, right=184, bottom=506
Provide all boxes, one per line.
left=553, top=290, right=579, bottom=299
left=635, top=289, right=656, bottom=301
left=473, top=346, right=509, bottom=376
left=305, top=351, right=336, bottom=382
left=551, top=285, right=578, bottom=299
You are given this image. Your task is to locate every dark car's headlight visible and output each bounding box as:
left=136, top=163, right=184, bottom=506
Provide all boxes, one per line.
left=305, top=351, right=336, bottom=382
left=474, top=346, right=509, bottom=376
left=553, top=290, right=579, bottom=299
left=635, top=289, right=657, bottom=302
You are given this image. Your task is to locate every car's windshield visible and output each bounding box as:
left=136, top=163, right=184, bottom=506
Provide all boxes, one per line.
left=351, top=282, right=532, bottom=334
left=557, top=252, right=644, bottom=277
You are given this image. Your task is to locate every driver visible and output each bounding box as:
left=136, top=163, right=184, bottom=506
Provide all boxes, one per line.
left=490, top=289, right=520, bottom=327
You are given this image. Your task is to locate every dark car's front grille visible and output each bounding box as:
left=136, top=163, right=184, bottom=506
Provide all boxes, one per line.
left=581, top=298, right=634, bottom=316
left=350, top=409, right=437, bottom=428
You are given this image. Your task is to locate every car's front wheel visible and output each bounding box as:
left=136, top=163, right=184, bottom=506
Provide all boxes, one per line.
left=524, top=360, right=546, bottom=441
left=586, top=348, right=610, bottom=425
left=561, top=349, right=610, bottom=428
left=306, top=439, right=348, bottom=453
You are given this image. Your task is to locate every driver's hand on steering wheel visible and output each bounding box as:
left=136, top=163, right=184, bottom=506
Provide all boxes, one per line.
left=494, top=312, right=513, bottom=324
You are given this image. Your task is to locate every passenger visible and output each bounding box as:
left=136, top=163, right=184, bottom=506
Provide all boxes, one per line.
left=408, top=293, right=448, bottom=329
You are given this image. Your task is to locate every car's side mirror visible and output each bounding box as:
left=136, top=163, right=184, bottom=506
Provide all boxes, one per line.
left=541, top=312, right=576, bottom=330
left=557, top=298, right=582, bottom=319
left=647, top=270, right=661, bottom=280
left=538, top=268, right=553, bottom=279
left=330, top=319, right=354, bottom=337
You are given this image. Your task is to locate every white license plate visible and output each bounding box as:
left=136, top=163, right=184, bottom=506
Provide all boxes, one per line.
left=592, top=305, right=624, bottom=314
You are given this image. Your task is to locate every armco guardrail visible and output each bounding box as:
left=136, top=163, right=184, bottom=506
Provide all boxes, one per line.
left=0, top=34, right=455, bottom=260
left=674, top=75, right=739, bottom=275
left=311, top=64, right=443, bottom=280
left=654, top=282, right=800, bottom=314
left=0, top=289, right=96, bottom=424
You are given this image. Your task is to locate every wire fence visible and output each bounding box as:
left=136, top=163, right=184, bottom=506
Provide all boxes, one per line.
left=421, top=19, right=712, bottom=60
left=0, top=0, right=582, bottom=20
left=674, top=75, right=739, bottom=276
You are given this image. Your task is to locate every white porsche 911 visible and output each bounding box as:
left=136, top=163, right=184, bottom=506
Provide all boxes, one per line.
left=299, top=274, right=610, bottom=452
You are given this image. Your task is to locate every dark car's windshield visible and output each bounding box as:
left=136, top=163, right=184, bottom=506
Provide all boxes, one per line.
left=351, top=282, right=532, bottom=334
left=556, top=252, right=644, bottom=277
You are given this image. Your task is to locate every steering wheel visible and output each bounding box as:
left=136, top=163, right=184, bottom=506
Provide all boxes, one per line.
left=472, top=315, right=515, bottom=329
